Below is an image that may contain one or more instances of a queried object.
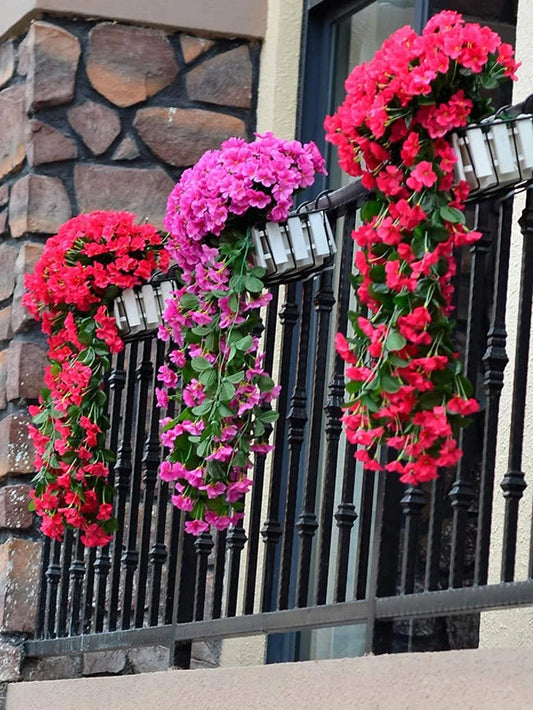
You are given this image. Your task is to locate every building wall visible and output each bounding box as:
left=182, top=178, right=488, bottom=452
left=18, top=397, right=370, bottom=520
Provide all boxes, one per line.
left=479, top=0, right=533, bottom=648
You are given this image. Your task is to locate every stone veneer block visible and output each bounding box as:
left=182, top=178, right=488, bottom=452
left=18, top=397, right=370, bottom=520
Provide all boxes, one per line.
left=6, top=340, right=47, bottom=402
left=25, top=120, right=78, bottom=166
left=134, top=107, right=246, bottom=167
left=26, top=22, right=81, bottom=110
left=0, top=244, right=17, bottom=300
left=15, top=242, right=44, bottom=276
left=0, top=41, right=15, bottom=89
left=0, top=211, right=7, bottom=235
left=112, top=134, right=140, bottom=161
left=0, top=184, right=8, bottom=206
left=74, top=164, right=174, bottom=230
left=0, top=412, right=35, bottom=477
left=0, top=642, right=22, bottom=682
left=0, top=85, right=26, bottom=179
left=0, top=484, right=33, bottom=529
left=9, top=174, right=72, bottom=237
left=186, top=46, right=252, bottom=108
left=11, top=277, right=32, bottom=334
left=0, top=350, right=7, bottom=410
left=180, top=35, right=214, bottom=64
left=0, top=307, right=12, bottom=341
left=87, top=23, right=178, bottom=107
left=68, top=100, right=121, bottom=155
left=0, top=538, right=42, bottom=633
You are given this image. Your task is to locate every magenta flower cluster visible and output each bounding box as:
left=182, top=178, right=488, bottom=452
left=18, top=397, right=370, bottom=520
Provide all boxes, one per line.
left=159, top=133, right=326, bottom=535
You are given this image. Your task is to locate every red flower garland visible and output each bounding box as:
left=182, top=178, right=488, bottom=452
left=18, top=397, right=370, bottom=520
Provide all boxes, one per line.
left=23, top=211, right=169, bottom=546
left=324, top=11, right=519, bottom=484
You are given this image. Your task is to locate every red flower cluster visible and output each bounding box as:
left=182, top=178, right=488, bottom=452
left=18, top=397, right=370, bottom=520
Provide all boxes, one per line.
left=325, top=12, right=518, bottom=484
left=24, top=211, right=169, bottom=546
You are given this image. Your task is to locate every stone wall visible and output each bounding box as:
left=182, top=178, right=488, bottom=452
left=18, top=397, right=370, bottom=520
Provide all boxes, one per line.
left=0, top=12, right=259, bottom=695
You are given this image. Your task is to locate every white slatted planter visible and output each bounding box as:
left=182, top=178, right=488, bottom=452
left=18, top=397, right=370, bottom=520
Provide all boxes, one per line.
left=114, top=276, right=176, bottom=337
left=452, top=114, right=533, bottom=199
left=251, top=210, right=336, bottom=284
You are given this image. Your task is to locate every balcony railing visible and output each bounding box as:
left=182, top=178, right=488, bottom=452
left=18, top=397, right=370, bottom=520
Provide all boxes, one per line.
left=25, top=174, right=533, bottom=665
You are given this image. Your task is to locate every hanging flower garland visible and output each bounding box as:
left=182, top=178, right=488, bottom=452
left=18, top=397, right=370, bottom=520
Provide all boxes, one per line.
left=324, top=11, right=519, bottom=484
left=159, top=132, right=326, bottom=534
left=23, top=211, right=169, bottom=546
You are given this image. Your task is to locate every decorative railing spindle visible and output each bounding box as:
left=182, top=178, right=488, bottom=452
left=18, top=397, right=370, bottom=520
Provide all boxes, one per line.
left=193, top=532, right=214, bottom=621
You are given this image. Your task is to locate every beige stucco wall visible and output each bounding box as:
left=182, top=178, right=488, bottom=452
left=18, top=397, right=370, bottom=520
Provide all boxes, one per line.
left=479, top=0, right=533, bottom=648
left=0, top=0, right=267, bottom=41
left=8, top=647, right=533, bottom=710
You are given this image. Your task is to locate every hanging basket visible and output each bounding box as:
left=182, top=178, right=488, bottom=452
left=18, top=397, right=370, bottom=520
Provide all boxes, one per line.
left=251, top=210, right=336, bottom=286
left=452, top=113, right=533, bottom=200
left=113, top=272, right=176, bottom=338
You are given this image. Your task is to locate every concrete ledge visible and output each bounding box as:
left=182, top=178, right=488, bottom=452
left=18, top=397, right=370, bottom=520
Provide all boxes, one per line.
left=1, top=0, right=267, bottom=42
left=7, top=646, right=533, bottom=709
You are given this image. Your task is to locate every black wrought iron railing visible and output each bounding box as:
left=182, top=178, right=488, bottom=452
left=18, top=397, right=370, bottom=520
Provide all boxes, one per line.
left=26, top=176, right=533, bottom=665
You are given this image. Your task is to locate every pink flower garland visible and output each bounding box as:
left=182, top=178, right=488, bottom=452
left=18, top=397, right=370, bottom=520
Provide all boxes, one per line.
left=159, top=133, right=326, bottom=534
left=325, top=11, right=519, bottom=484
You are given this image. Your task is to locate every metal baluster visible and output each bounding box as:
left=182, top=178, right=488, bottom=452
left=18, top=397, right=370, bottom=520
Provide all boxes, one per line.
left=148, top=479, right=169, bottom=627
left=244, top=287, right=279, bottom=615
left=171, top=519, right=196, bottom=669
left=400, top=486, right=426, bottom=594
left=424, top=475, right=445, bottom=591
left=260, top=283, right=299, bottom=612
left=501, top=191, right=533, bottom=581
left=449, top=203, right=490, bottom=588
left=353, top=468, right=375, bottom=600
left=94, top=350, right=126, bottom=632
left=475, top=197, right=512, bottom=585
left=295, top=268, right=336, bottom=608
left=135, top=337, right=165, bottom=627
left=334, top=443, right=357, bottom=602
left=278, top=281, right=314, bottom=610
left=36, top=536, right=51, bottom=638
left=56, top=530, right=74, bottom=636
left=211, top=530, right=227, bottom=619
left=317, top=208, right=355, bottom=605
left=44, top=540, right=61, bottom=638
left=69, top=533, right=86, bottom=636
left=225, top=520, right=247, bottom=617
left=164, top=507, right=182, bottom=624
left=121, top=338, right=153, bottom=629
left=109, top=341, right=138, bottom=631
left=82, top=548, right=96, bottom=633
left=193, top=532, right=214, bottom=621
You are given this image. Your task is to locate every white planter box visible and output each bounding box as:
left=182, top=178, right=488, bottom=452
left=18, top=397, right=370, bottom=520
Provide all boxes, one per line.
left=251, top=210, right=336, bottom=284
left=114, top=277, right=175, bottom=337
left=452, top=114, right=533, bottom=198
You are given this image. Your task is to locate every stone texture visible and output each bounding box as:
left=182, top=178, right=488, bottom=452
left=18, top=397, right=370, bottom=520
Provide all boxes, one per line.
left=68, top=101, right=121, bottom=155
left=112, top=134, right=140, bottom=161
left=0, top=244, right=17, bottom=300
left=11, top=277, right=32, bottom=334
left=0, top=85, right=26, bottom=179
left=25, top=120, right=77, bottom=166
left=0, top=484, right=33, bottom=529
left=26, top=22, right=81, bottom=110
left=0, top=643, right=22, bottom=682
left=22, top=655, right=80, bottom=682
left=186, top=46, right=252, bottom=108
left=17, top=34, right=30, bottom=76
left=0, top=350, right=7, bottom=410
left=74, top=165, right=174, bottom=230
left=0, top=307, right=12, bottom=341
left=82, top=650, right=126, bottom=676
left=180, top=34, right=214, bottom=64
left=87, top=23, right=178, bottom=107
left=6, top=340, right=47, bottom=402
left=134, top=108, right=246, bottom=167
left=128, top=646, right=169, bottom=674
left=0, top=211, right=7, bottom=235
left=0, top=412, right=35, bottom=477
left=0, top=185, right=8, bottom=207
left=14, top=242, right=44, bottom=277
left=0, top=42, right=15, bottom=89
left=0, top=537, right=41, bottom=633
left=9, top=175, right=72, bottom=238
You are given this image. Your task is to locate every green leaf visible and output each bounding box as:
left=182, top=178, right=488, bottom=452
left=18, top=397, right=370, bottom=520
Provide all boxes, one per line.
left=191, top=357, right=212, bottom=372
left=229, top=275, right=247, bottom=292
left=259, top=409, right=279, bottom=423
left=227, top=371, right=244, bottom=384
left=235, top=335, right=253, bottom=351
left=257, top=375, right=275, bottom=392
left=229, top=293, right=240, bottom=313
left=199, top=369, right=218, bottom=387
left=360, top=199, right=381, bottom=223
left=218, top=403, right=234, bottom=417
left=220, top=381, right=236, bottom=402
left=244, top=275, right=265, bottom=293
left=419, top=390, right=442, bottom=409
left=180, top=293, right=200, bottom=310
left=249, top=266, right=266, bottom=278
left=382, top=373, right=401, bottom=394
left=369, top=264, right=386, bottom=283
left=440, top=206, right=465, bottom=224
left=192, top=402, right=212, bottom=416
left=385, top=330, right=407, bottom=352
